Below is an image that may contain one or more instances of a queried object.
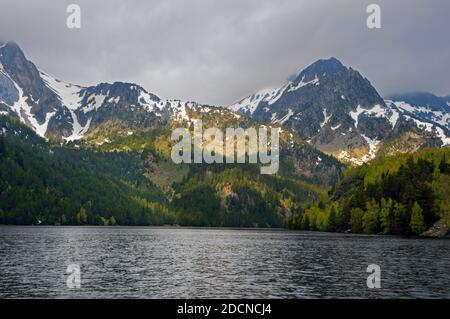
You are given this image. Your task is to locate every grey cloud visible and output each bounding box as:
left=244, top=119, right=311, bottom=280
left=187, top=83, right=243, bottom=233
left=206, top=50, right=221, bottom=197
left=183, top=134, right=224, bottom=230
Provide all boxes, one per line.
left=0, top=0, right=449, bottom=105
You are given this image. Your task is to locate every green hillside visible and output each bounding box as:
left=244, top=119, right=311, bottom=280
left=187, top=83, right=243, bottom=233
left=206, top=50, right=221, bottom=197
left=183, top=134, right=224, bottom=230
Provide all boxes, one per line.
left=286, top=147, right=450, bottom=236
left=0, top=115, right=328, bottom=227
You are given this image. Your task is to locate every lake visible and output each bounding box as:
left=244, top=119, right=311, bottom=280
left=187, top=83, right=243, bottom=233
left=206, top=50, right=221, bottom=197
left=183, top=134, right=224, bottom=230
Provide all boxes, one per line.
left=0, top=226, right=449, bottom=298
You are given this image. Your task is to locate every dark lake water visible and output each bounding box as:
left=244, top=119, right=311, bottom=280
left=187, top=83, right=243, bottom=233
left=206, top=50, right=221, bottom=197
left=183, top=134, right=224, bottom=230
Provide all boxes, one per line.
left=0, top=226, right=449, bottom=298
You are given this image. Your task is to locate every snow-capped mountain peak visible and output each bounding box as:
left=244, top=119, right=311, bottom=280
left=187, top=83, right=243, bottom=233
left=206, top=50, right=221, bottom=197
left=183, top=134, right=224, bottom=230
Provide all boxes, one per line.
left=0, top=42, right=214, bottom=140
left=227, top=58, right=450, bottom=165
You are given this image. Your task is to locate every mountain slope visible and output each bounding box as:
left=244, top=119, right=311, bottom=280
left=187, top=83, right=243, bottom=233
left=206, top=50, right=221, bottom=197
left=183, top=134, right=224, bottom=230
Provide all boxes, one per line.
left=388, top=92, right=450, bottom=114
left=0, top=42, right=213, bottom=141
left=0, top=115, right=170, bottom=225
left=0, top=114, right=334, bottom=226
left=78, top=103, right=345, bottom=185
left=0, top=42, right=71, bottom=136
left=286, top=147, right=450, bottom=236
left=229, top=58, right=450, bottom=165
left=387, top=92, right=450, bottom=131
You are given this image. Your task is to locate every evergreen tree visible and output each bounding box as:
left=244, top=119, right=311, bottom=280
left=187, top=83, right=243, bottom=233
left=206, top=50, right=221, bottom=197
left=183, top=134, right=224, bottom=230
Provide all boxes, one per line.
left=410, top=202, right=426, bottom=235
left=0, top=133, right=4, bottom=155
left=439, top=156, right=450, bottom=174
left=380, top=198, right=393, bottom=234
left=349, top=208, right=364, bottom=233
left=392, top=201, right=409, bottom=235
left=328, top=206, right=337, bottom=232
left=363, top=199, right=380, bottom=234
left=302, top=213, right=309, bottom=230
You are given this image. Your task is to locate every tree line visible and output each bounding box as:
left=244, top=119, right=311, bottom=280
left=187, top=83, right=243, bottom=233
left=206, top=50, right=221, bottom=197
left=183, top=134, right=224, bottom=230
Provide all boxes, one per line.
left=286, top=149, right=450, bottom=236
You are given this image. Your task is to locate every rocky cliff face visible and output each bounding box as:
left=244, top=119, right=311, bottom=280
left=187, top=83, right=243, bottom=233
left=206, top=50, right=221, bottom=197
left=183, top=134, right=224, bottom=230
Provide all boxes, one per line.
left=230, top=58, right=450, bottom=164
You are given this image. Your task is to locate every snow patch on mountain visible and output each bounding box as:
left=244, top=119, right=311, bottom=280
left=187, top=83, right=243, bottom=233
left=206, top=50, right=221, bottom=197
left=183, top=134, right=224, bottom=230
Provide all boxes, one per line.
left=270, top=109, right=294, bottom=125
left=404, top=115, right=450, bottom=146
left=278, top=109, right=294, bottom=125
left=361, top=134, right=380, bottom=161
left=40, top=72, right=84, bottom=110
left=350, top=104, right=393, bottom=128
left=393, top=101, right=450, bottom=129
left=229, top=73, right=321, bottom=115
left=287, top=74, right=320, bottom=92
left=395, top=101, right=424, bottom=113
left=108, top=96, right=120, bottom=104
left=331, top=124, right=341, bottom=131
left=338, top=134, right=380, bottom=165
left=349, top=105, right=365, bottom=128
left=40, top=71, right=95, bottom=140
left=168, top=100, right=192, bottom=122
left=83, top=94, right=107, bottom=113
left=65, top=111, right=91, bottom=142
left=229, top=86, right=287, bottom=115
left=389, top=110, right=399, bottom=128
left=320, top=108, right=331, bottom=128
left=139, top=91, right=159, bottom=111
left=0, top=67, right=55, bottom=137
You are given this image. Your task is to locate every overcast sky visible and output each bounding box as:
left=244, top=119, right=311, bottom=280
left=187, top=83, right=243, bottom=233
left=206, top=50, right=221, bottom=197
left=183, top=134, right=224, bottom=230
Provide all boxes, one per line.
left=1, top=0, right=449, bottom=105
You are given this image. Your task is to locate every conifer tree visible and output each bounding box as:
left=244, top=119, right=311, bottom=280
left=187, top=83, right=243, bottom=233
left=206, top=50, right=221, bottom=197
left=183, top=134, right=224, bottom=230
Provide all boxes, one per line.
left=410, top=202, right=426, bottom=235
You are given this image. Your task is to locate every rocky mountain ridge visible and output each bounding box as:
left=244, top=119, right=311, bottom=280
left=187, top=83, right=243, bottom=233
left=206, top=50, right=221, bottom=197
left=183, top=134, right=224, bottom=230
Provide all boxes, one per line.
left=1, top=42, right=449, bottom=166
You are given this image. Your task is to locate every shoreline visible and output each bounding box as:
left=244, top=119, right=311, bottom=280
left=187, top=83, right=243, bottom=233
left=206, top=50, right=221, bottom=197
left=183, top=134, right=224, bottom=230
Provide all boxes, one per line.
left=0, top=224, right=448, bottom=239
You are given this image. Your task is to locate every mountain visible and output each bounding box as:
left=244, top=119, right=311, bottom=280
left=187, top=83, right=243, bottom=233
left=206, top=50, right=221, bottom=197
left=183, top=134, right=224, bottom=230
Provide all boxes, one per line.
left=2, top=42, right=449, bottom=166
left=229, top=58, right=450, bottom=164
left=388, top=92, right=450, bottom=113
left=0, top=42, right=344, bottom=181
left=0, top=41, right=210, bottom=141
left=0, top=42, right=347, bottom=226
left=387, top=92, right=450, bottom=129
left=0, top=41, right=70, bottom=136
left=1, top=41, right=449, bottom=229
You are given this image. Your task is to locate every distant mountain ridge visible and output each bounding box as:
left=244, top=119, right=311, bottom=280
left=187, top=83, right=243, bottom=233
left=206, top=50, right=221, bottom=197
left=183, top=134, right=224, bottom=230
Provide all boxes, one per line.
left=1, top=42, right=449, bottom=166
left=388, top=92, right=450, bottom=113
